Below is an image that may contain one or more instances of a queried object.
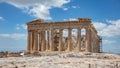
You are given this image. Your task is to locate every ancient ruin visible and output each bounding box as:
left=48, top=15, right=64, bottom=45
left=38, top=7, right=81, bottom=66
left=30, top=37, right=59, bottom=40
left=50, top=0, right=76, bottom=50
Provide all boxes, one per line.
left=26, top=18, right=100, bottom=53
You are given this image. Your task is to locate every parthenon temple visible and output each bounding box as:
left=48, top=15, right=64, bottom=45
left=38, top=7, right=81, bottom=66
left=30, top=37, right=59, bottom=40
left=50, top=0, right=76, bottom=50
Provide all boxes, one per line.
left=26, top=18, right=100, bottom=53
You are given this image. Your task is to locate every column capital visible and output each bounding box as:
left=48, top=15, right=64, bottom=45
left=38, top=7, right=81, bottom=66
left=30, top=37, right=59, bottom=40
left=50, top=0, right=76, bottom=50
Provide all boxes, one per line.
left=68, top=28, right=72, bottom=31
left=59, top=28, right=63, bottom=30
left=77, top=27, right=82, bottom=30
left=77, top=28, right=81, bottom=31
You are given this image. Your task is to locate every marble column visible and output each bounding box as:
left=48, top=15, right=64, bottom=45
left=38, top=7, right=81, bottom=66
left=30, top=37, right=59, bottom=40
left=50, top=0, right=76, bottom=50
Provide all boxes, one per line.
left=30, top=31, right=33, bottom=52
left=33, top=31, right=38, bottom=52
left=59, top=29, right=63, bottom=52
left=31, top=31, right=34, bottom=51
left=94, top=36, right=97, bottom=52
left=33, top=31, right=36, bottom=51
left=93, top=33, right=96, bottom=52
left=41, top=31, right=43, bottom=51
left=50, top=29, right=54, bottom=51
left=77, top=28, right=81, bottom=51
left=27, top=31, right=31, bottom=52
left=89, top=29, right=92, bottom=52
left=48, top=31, right=50, bottom=50
left=96, top=39, right=100, bottom=52
left=95, top=39, right=97, bottom=52
left=43, top=31, right=46, bottom=51
left=38, top=32, right=41, bottom=51
left=68, top=28, right=72, bottom=51
left=85, top=28, right=88, bottom=52
left=86, top=28, right=91, bottom=52
left=50, top=30, right=52, bottom=51
left=46, top=31, right=49, bottom=51
left=98, top=39, right=100, bottom=52
left=41, top=31, right=46, bottom=51
left=90, top=32, right=93, bottom=52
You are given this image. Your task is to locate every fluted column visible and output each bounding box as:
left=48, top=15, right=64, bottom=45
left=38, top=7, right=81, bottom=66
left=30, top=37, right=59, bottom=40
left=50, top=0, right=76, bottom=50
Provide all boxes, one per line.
left=48, top=31, right=50, bottom=50
left=38, top=31, right=41, bottom=51
left=46, top=31, right=49, bottom=51
left=89, top=29, right=92, bottom=52
left=91, top=32, right=93, bottom=52
left=50, top=29, right=54, bottom=51
left=33, top=31, right=38, bottom=52
left=27, top=31, right=31, bottom=52
left=30, top=31, right=33, bottom=52
left=86, top=28, right=89, bottom=52
left=59, top=29, right=63, bottom=52
left=96, top=39, right=100, bottom=52
left=31, top=31, right=34, bottom=52
left=41, top=31, right=43, bottom=51
left=67, top=28, right=72, bottom=51
left=36, top=32, right=39, bottom=51
left=50, top=30, right=52, bottom=51
left=77, top=28, right=81, bottom=51
left=86, top=28, right=91, bottom=52
left=41, top=31, right=46, bottom=51
left=33, top=31, right=36, bottom=51
left=95, top=35, right=97, bottom=52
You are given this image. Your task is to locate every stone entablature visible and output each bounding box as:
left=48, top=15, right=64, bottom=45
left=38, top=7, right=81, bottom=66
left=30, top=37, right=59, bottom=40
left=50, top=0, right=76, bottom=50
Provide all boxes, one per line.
left=26, top=18, right=100, bottom=53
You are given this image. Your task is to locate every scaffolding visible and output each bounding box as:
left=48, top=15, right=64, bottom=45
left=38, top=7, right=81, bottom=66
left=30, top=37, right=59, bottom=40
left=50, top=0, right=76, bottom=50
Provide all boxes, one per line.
left=99, top=36, right=102, bottom=52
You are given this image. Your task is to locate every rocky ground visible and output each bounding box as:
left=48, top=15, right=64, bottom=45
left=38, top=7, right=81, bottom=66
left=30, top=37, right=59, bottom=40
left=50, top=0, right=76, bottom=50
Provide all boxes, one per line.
left=0, top=52, right=120, bottom=68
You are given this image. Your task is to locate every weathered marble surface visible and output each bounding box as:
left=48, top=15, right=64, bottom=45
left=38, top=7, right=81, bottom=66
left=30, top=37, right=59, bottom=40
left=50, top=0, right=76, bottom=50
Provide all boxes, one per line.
left=0, top=52, right=120, bottom=68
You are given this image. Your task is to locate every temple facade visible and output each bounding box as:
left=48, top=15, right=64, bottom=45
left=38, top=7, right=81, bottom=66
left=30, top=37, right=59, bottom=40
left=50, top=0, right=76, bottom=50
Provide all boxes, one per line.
left=26, top=18, right=100, bottom=53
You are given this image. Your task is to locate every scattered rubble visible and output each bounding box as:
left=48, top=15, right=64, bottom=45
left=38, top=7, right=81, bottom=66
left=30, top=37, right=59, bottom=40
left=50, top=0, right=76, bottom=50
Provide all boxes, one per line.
left=0, top=52, right=120, bottom=68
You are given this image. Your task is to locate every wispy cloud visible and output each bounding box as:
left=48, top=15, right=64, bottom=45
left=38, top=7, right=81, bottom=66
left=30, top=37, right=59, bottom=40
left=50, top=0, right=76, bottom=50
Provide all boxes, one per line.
left=72, top=6, right=77, bottom=8
left=62, top=5, right=80, bottom=11
left=93, top=19, right=120, bottom=37
left=0, top=16, right=4, bottom=21
left=93, top=19, right=120, bottom=46
left=72, top=6, right=80, bottom=9
left=69, top=18, right=77, bottom=21
left=64, top=18, right=77, bottom=21
left=0, top=33, right=27, bottom=40
left=1, top=0, right=70, bottom=20
left=16, top=24, right=27, bottom=30
left=16, top=27, right=21, bottom=30
left=103, top=40, right=116, bottom=45
left=63, top=7, right=68, bottom=11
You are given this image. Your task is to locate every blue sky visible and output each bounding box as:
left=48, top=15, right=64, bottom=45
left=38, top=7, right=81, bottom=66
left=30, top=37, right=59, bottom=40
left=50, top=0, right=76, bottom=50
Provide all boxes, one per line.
left=0, top=0, right=120, bottom=53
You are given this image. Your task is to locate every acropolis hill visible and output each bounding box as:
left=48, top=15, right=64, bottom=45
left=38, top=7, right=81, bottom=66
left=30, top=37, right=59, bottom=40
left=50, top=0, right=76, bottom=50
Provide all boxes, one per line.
left=0, top=18, right=120, bottom=68
left=26, top=18, right=100, bottom=53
